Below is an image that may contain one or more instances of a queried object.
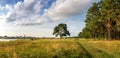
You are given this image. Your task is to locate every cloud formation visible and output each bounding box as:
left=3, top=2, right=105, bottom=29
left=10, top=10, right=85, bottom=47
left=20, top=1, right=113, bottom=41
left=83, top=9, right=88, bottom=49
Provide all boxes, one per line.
left=1, top=0, right=43, bottom=25
left=44, top=0, right=97, bottom=20
left=0, top=0, right=99, bottom=26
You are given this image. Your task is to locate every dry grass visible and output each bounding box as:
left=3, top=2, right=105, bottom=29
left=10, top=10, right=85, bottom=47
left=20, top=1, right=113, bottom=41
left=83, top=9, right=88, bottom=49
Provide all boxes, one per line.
left=0, top=39, right=119, bottom=58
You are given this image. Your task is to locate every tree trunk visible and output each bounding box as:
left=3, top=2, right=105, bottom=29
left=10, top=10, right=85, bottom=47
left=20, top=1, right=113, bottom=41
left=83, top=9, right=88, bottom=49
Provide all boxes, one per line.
left=94, top=33, right=96, bottom=41
left=107, top=19, right=111, bottom=40
left=107, top=27, right=111, bottom=40
left=60, top=35, right=63, bottom=39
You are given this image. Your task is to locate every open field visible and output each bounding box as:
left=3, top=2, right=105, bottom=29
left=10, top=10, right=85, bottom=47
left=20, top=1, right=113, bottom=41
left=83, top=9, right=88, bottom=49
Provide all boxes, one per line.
left=0, top=39, right=120, bottom=58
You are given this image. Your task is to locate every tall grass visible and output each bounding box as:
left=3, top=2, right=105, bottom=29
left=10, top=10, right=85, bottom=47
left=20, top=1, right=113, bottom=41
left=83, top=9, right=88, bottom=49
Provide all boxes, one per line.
left=0, top=39, right=119, bottom=58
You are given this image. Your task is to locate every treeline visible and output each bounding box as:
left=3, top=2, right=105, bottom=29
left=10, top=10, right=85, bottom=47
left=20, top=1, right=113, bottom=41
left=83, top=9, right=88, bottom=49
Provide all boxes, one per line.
left=78, top=0, right=120, bottom=40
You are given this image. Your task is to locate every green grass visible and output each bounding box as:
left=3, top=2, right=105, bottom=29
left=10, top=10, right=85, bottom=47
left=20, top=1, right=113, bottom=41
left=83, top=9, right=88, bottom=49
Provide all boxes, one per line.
left=0, top=39, right=120, bottom=58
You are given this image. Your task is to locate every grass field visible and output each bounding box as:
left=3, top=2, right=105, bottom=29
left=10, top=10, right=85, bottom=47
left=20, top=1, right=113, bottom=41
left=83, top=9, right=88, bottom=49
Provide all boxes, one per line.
left=0, top=38, right=120, bottom=58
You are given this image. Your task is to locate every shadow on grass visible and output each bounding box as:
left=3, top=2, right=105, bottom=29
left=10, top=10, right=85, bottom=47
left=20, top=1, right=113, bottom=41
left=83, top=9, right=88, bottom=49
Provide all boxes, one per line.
left=76, top=42, right=92, bottom=58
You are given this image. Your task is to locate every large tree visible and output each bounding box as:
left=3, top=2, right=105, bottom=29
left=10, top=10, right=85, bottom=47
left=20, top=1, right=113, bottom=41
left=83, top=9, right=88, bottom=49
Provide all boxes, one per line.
left=53, top=23, right=70, bottom=38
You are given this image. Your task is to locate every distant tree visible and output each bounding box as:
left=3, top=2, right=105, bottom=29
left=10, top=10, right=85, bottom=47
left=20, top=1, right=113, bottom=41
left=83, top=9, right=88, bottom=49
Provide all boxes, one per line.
left=4, top=35, right=7, bottom=38
left=53, top=23, right=70, bottom=38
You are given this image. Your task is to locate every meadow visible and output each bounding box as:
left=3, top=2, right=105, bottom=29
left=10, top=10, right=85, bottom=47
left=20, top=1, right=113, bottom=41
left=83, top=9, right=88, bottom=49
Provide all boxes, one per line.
left=0, top=38, right=120, bottom=58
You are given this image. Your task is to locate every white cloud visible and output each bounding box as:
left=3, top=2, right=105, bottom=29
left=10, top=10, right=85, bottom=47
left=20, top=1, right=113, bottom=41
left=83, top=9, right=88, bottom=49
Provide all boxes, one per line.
left=14, top=15, right=47, bottom=26
left=1, top=0, right=98, bottom=26
left=0, top=5, right=2, bottom=9
left=34, top=1, right=41, bottom=13
left=4, top=0, right=43, bottom=25
left=44, top=0, right=98, bottom=20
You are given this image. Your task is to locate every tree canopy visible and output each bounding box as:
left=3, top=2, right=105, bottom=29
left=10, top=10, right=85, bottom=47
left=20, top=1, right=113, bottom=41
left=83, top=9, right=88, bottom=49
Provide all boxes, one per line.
left=78, top=0, right=120, bottom=40
left=53, top=23, right=70, bottom=38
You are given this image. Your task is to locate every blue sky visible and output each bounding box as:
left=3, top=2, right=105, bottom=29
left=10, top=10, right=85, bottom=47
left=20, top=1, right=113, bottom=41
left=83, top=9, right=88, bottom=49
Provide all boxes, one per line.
left=0, top=0, right=98, bottom=37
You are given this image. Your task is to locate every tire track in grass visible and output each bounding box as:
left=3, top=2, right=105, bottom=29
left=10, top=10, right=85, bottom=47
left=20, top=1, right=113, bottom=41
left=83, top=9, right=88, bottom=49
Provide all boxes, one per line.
left=75, top=41, right=92, bottom=58
left=79, top=41, right=114, bottom=58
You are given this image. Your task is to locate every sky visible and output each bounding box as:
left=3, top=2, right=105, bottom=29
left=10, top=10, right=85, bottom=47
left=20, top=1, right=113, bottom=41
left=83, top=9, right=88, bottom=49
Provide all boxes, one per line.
left=0, top=0, right=99, bottom=37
